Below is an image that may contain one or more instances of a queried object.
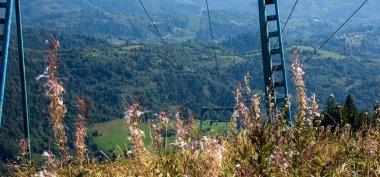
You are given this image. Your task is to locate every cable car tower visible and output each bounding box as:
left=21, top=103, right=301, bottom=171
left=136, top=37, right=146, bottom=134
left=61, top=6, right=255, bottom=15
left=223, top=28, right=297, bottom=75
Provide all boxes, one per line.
left=0, top=0, right=31, bottom=159
left=258, top=0, right=292, bottom=123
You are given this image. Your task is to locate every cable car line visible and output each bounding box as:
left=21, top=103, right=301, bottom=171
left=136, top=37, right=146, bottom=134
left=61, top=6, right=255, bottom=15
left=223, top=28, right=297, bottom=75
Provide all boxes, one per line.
left=281, top=0, right=299, bottom=34
left=138, top=0, right=178, bottom=64
left=303, top=0, right=369, bottom=64
left=205, top=0, right=221, bottom=85
left=138, top=0, right=186, bottom=105
left=285, top=0, right=369, bottom=81
left=273, top=0, right=299, bottom=48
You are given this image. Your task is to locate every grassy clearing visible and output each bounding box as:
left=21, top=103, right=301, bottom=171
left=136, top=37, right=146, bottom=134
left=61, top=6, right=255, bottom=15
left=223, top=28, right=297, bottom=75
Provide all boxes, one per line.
left=121, top=45, right=142, bottom=50
left=291, top=45, right=345, bottom=59
left=89, top=119, right=231, bottom=152
left=84, top=48, right=101, bottom=58
left=89, top=119, right=137, bottom=151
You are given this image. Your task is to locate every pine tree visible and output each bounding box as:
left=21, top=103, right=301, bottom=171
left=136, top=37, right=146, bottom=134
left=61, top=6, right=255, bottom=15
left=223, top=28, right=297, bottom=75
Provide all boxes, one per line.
left=344, top=95, right=358, bottom=125
left=322, top=95, right=340, bottom=126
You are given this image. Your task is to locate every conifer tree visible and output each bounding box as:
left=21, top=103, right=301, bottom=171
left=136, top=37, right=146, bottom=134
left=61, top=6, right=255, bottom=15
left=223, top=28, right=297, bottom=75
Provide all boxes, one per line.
left=344, top=95, right=359, bottom=129
left=322, top=95, right=340, bottom=126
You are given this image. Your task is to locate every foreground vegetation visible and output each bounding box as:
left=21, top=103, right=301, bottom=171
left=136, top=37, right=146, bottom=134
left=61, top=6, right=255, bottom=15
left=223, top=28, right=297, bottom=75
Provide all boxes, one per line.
left=4, top=36, right=380, bottom=176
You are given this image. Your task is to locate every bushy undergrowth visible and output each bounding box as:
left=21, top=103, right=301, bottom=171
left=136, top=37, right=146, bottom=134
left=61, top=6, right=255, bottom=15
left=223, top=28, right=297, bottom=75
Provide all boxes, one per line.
left=5, top=38, right=380, bottom=177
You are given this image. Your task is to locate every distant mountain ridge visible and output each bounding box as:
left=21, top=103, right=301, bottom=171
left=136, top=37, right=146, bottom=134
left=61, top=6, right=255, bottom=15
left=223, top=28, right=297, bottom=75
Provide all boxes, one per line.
left=22, top=0, right=379, bottom=20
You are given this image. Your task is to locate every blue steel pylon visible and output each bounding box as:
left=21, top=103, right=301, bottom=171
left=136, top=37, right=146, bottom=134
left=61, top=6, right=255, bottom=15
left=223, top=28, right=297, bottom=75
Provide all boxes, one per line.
left=0, top=0, right=31, bottom=160
left=258, top=0, right=292, bottom=124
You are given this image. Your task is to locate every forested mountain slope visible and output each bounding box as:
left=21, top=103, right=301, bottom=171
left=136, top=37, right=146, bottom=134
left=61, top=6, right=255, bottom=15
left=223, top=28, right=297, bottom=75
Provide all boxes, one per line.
left=22, top=0, right=379, bottom=19
left=1, top=21, right=380, bottom=170
left=21, top=0, right=380, bottom=43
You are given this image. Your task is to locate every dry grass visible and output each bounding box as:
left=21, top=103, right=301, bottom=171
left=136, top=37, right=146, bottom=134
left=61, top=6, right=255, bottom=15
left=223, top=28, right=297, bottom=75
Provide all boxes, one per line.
left=74, top=96, right=90, bottom=168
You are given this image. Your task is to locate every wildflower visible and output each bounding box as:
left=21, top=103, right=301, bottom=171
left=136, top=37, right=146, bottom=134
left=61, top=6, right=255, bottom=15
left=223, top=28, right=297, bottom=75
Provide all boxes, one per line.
left=230, top=109, right=239, bottom=130
left=305, top=93, right=321, bottom=127
left=158, top=111, right=169, bottom=125
left=283, top=162, right=289, bottom=169
left=296, top=67, right=304, bottom=74
left=42, top=151, right=51, bottom=157
left=215, top=146, right=223, bottom=161
left=6, top=160, right=20, bottom=171
left=239, top=99, right=251, bottom=129
left=18, top=139, right=29, bottom=156
left=149, top=123, right=162, bottom=149
left=285, top=100, right=291, bottom=108
left=47, top=37, right=60, bottom=49
left=42, top=34, right=70, bottom=167
left=291, top=49, right=308, bottom=124
left=336, top=102, right=343, bottom=109
left=374, top=104, right=380, bottom=128
left=36, top=67, right=49, bottom=81
left=173, top=108, right=186, bottom=144
left=244, top=73, right=252, bottom=95
left=187, top=113, right=197, bottom=133
left=171, top=140, right=187, bottom=148
left=74, top=97, right=90, bottom=168
left=137, top=110, right=149, bottom=117
left=34, top=171, right=44, bottom=177
left=124, top=99, right=148, bottom=173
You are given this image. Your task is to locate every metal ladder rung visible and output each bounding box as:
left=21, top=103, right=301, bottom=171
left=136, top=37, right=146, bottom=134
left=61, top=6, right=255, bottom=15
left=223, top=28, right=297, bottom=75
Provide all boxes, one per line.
left=272, top=65, right=283, bottom=72
left=267, top=15, right=278, bottom=21
left=0, top=2, right=6, bottom=8
left=276, top=97, right=285, bottom=103
left=269, top=31, right=279, bottom=38
left=274, top=81, right=284, bottom=88
left=271, top=48, right=280, bottom=55
left=265, top=0, right=275, bottom=5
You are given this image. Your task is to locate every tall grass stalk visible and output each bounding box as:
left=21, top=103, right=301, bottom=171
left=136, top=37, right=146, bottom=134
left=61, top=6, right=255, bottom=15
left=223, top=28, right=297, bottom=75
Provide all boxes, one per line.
left=290, top=48, right=308, bottom=126
left=42, top=34, right=71, bottom=176
left=74, top=96, right=90, bottom=168
left=124, top=98, right=149, bottom=176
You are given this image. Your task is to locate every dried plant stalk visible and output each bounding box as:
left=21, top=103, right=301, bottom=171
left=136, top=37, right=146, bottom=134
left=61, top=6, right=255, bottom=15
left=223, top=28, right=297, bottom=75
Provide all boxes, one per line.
left=244, top=74, right=261, bottom=128
left=290, top=49, right=308, bottom=126
left=230, top=83, right=241, bottom=130
left=149, top=122, right=162, bottom=150
left=173, top=108, right=186, bottom=146
left=74, top=96, right=90, bottom=168
left=43, top=34, right=69, bottom=161
left=187, top=113, right=197, bottom=134
left=124, top=98, right=149, bottom=175
left=309, top=93, right=321, bottom=126
left=38, top=34, right=72, bottom=176
left=158, top=111, right=169, bottom=148
left=374, top=104, right=380, bottom=128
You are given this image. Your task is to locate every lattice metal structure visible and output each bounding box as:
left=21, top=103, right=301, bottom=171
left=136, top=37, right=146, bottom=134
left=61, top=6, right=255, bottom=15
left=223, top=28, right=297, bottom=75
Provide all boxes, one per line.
left=258, top=0, right=292, bottom=124
left=0, top=0, right=31, bottom=159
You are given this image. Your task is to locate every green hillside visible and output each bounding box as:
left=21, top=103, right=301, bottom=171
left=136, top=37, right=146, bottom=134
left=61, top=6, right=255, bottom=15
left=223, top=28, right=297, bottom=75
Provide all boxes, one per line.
left=1, top=22, right=380, bottom=171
